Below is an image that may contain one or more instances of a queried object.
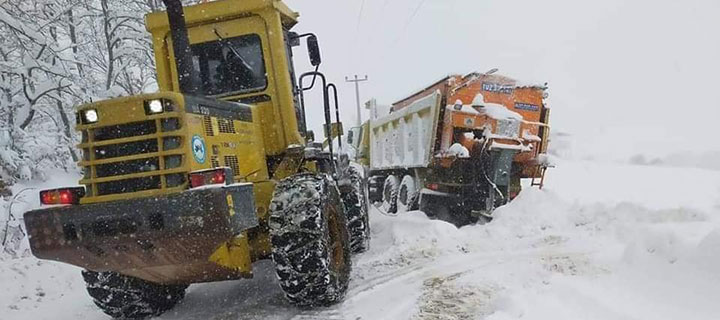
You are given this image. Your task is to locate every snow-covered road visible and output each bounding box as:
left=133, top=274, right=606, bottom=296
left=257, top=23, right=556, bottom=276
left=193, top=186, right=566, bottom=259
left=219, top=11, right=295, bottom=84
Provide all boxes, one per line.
left=3, top=159, right=720, bottom=320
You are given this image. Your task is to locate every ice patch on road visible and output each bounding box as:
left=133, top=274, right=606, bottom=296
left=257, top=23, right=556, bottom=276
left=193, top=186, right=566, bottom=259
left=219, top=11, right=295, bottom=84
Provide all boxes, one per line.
left=414, top=272, right=499, bottom=320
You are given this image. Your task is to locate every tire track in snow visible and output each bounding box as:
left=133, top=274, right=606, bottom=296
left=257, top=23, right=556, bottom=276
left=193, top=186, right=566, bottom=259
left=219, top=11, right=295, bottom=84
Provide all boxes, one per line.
left=292, top=247, right=594, bottom=319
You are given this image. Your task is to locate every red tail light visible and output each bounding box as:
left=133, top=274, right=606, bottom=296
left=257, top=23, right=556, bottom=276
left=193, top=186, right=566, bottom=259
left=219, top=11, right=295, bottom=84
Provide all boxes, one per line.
left=40, top=187, right=85, bottom=205
left=189, top=168, right=234, bottom=188
left=427, top=183, right=439, bottom=191
left=211, top=170, right=226, bottom=184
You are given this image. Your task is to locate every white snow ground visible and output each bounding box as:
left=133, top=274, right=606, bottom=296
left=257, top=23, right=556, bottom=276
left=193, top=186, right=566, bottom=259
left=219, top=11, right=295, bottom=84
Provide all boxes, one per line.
left=2, top=158, right=720, bottom=320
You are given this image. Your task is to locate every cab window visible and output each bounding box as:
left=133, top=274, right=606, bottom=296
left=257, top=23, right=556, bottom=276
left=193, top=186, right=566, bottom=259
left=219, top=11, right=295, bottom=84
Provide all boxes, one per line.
left=190, top=34, right=267, bottom=96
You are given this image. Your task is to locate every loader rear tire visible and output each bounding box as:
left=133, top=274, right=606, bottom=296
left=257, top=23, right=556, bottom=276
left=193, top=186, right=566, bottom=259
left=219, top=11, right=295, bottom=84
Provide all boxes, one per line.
left=269, top=173, right=351, bottom=307
left=340, top=165, right=370, bottom=253
left=81, top=270, right=187, bottom=319
left=382, top=175, right=400, bottom=214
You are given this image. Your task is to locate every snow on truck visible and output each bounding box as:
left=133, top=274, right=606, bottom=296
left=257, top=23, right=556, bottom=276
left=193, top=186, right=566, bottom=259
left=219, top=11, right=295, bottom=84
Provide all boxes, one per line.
left=22, top=0, right=368, bottom=319
left=348, top=72, right=551, bottom=225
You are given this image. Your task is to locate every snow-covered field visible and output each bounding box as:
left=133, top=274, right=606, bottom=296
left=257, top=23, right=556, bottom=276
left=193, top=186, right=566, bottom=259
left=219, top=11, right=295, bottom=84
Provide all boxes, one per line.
left=2, top=158, right=720, bottom=320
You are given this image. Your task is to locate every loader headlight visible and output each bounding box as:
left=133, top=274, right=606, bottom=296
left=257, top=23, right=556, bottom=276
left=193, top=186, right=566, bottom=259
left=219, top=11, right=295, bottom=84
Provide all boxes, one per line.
left=82, top=109, right=99, bottom=124
left=146, top=99, right=164, bottom=114
left=144, top=99, right=177, bottom=115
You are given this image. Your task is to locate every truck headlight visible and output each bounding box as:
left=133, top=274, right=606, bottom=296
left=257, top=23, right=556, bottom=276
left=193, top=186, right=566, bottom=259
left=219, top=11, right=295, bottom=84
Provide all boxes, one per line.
left=146, top=99, right=164, bottom=114
left=82, top=109, right=99, bottom=124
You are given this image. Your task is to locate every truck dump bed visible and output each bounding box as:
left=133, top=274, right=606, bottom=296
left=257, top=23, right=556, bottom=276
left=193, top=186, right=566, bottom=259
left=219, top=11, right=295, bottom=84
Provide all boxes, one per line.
left=369, top=92, right=443, bottom=170
left=369, top=72, right=550, bottom=179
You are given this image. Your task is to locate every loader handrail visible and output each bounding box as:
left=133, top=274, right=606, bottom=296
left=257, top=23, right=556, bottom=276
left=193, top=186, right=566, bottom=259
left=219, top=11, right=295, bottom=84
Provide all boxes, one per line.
left=299, top=71, right=334, bottom=158
left=327, top=83, right=342, bottom=150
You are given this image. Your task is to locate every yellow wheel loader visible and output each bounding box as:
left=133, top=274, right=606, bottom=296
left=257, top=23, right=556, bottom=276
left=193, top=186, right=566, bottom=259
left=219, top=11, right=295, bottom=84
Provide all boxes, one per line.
left=23, top=0, right=369, bottom=318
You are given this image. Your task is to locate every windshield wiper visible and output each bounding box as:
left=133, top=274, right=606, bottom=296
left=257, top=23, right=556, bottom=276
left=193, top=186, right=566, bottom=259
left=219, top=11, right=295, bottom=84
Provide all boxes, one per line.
left=212, top=28, right=255, bottom=73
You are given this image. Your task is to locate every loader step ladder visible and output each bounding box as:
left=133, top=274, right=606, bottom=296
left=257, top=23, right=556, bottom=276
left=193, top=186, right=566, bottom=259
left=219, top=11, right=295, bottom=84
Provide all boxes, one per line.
left=530, top=165, right=549, bottom=189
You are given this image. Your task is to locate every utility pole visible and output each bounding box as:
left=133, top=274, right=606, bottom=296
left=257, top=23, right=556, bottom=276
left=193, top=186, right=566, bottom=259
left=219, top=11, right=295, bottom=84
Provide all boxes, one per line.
left=345, top=75, right=368, bottom=126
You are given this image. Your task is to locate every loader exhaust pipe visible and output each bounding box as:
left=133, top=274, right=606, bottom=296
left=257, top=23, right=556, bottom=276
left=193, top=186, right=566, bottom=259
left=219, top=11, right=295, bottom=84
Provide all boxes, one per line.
left=162, top=0, right=200, bottom=94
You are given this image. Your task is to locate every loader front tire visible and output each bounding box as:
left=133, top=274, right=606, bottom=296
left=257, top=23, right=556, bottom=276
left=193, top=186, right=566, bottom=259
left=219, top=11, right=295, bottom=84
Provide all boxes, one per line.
left=340, top=165, right=370, bottom=253
left=81, top=270, right=187, bottom=319
left=269, top=173, right=352, bottom=307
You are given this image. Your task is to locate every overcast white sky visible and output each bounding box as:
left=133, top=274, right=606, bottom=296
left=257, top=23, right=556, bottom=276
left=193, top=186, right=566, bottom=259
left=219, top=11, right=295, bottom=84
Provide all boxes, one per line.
left=286, top=0, right=720, bottom=160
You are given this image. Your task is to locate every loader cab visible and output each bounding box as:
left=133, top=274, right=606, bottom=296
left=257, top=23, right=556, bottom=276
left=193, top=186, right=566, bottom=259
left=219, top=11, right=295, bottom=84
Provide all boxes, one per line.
left=146, top=0, right=318, bottom=155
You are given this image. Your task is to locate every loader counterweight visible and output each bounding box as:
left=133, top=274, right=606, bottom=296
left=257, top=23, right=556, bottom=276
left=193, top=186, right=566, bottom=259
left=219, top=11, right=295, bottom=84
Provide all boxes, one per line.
left=25, top=184, right=258, bottom=285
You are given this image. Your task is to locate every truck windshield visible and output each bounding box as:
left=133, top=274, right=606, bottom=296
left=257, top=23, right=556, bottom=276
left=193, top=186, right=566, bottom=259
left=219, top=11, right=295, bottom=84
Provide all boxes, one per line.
left=190, top=34, right=267, bottom=96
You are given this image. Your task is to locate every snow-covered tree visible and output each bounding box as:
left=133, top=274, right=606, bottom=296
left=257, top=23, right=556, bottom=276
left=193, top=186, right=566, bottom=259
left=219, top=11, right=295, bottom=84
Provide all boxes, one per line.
left=0, top=0, right=161, bottom=184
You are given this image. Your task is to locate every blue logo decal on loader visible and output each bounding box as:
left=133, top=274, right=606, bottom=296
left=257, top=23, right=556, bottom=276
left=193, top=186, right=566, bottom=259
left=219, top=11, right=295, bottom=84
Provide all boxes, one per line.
left=192, top=135, right=206, bottom=164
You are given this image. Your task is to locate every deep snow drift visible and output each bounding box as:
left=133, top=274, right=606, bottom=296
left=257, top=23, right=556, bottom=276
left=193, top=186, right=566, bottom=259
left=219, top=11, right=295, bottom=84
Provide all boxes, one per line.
left=2, top=158, right=720, bottom=320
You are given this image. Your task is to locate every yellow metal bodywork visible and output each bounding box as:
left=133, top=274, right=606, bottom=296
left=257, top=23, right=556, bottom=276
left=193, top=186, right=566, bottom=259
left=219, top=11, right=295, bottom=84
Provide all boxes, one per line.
left=209, top=233, right=252, bottom=272
left=76, top=93, right=268, bottom=204
left=76, top=92, right=268, bottom=275
left=70, top=0, right=314, bottom=278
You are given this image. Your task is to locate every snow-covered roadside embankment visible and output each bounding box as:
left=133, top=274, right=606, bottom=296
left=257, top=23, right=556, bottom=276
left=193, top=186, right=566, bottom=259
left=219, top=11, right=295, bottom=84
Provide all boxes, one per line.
left=1, top=160, right=720, bottom=320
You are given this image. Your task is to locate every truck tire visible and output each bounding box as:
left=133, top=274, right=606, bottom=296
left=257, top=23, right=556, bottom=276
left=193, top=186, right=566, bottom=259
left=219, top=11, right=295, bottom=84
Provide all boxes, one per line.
left=397, top=175, right=419, bottom=213
left=269, top=173, right=351, bottom=307
left=81, top=270, right=187, bottom=319
left=340, top=166, right=370, bottom=253
left=382, top=175, right=400, bottom=214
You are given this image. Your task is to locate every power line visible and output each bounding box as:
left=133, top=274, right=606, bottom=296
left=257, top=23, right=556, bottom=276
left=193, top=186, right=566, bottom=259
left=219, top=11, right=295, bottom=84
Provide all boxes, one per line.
left=353, top=0, right=367, bottom=65
left=404, top=0, right=427, bottom=34
left=394, top=0, right=427, bottom=44
left=355, top=0, right=366, bottom=35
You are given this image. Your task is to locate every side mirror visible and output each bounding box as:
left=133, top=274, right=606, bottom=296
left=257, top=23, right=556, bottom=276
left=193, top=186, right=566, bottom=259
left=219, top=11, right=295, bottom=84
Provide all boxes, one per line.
left=347, top=130, right=355, bottom=145
left=307, top=35, right=322, bottom=66
left=347, top=127, right=362, bottom=149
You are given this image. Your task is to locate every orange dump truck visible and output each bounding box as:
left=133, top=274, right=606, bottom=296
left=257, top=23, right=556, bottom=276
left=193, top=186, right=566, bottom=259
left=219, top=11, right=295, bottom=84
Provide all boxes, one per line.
left=347, top=72, right=551, bottom=225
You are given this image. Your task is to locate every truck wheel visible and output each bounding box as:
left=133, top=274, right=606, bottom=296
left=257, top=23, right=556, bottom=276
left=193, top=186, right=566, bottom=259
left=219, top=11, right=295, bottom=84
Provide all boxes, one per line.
left=81, top=270, right=187, bottom=319
left=340, top=166, right=370, bottom=253
left=382, top=175, right=400, bottom=214
left=269, top=173, right=351, bottom=307
left=397, top=175, right=419, bottom=213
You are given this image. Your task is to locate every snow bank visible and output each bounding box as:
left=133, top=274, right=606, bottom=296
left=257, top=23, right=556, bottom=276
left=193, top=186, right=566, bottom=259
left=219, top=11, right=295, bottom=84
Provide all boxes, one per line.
left=349, top=157, right=720, bottom=320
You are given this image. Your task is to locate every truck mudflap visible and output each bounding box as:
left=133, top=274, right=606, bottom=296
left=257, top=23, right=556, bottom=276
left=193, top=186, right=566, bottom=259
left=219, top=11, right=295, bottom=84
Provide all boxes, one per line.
left=24, top=184, right=258, bottom=285
left=418, top=186, right=498, bottom=227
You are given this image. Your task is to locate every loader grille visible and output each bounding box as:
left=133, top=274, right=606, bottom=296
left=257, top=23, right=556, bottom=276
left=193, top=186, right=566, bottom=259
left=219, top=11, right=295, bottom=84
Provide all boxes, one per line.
left=95, top=158, right=160, bottom=178
left=218, top=118, right=236, bottom=134
left=96, top=176, right=162, bottom=196
left=94, top=120, right=156, bottom=141
left=203, top=116, right=214, bottom=136
left=224, top=156, right=240, bottom=176
left=80, top=116, right=187, bottom=198
left=94, top=139, right=158, bottom=160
